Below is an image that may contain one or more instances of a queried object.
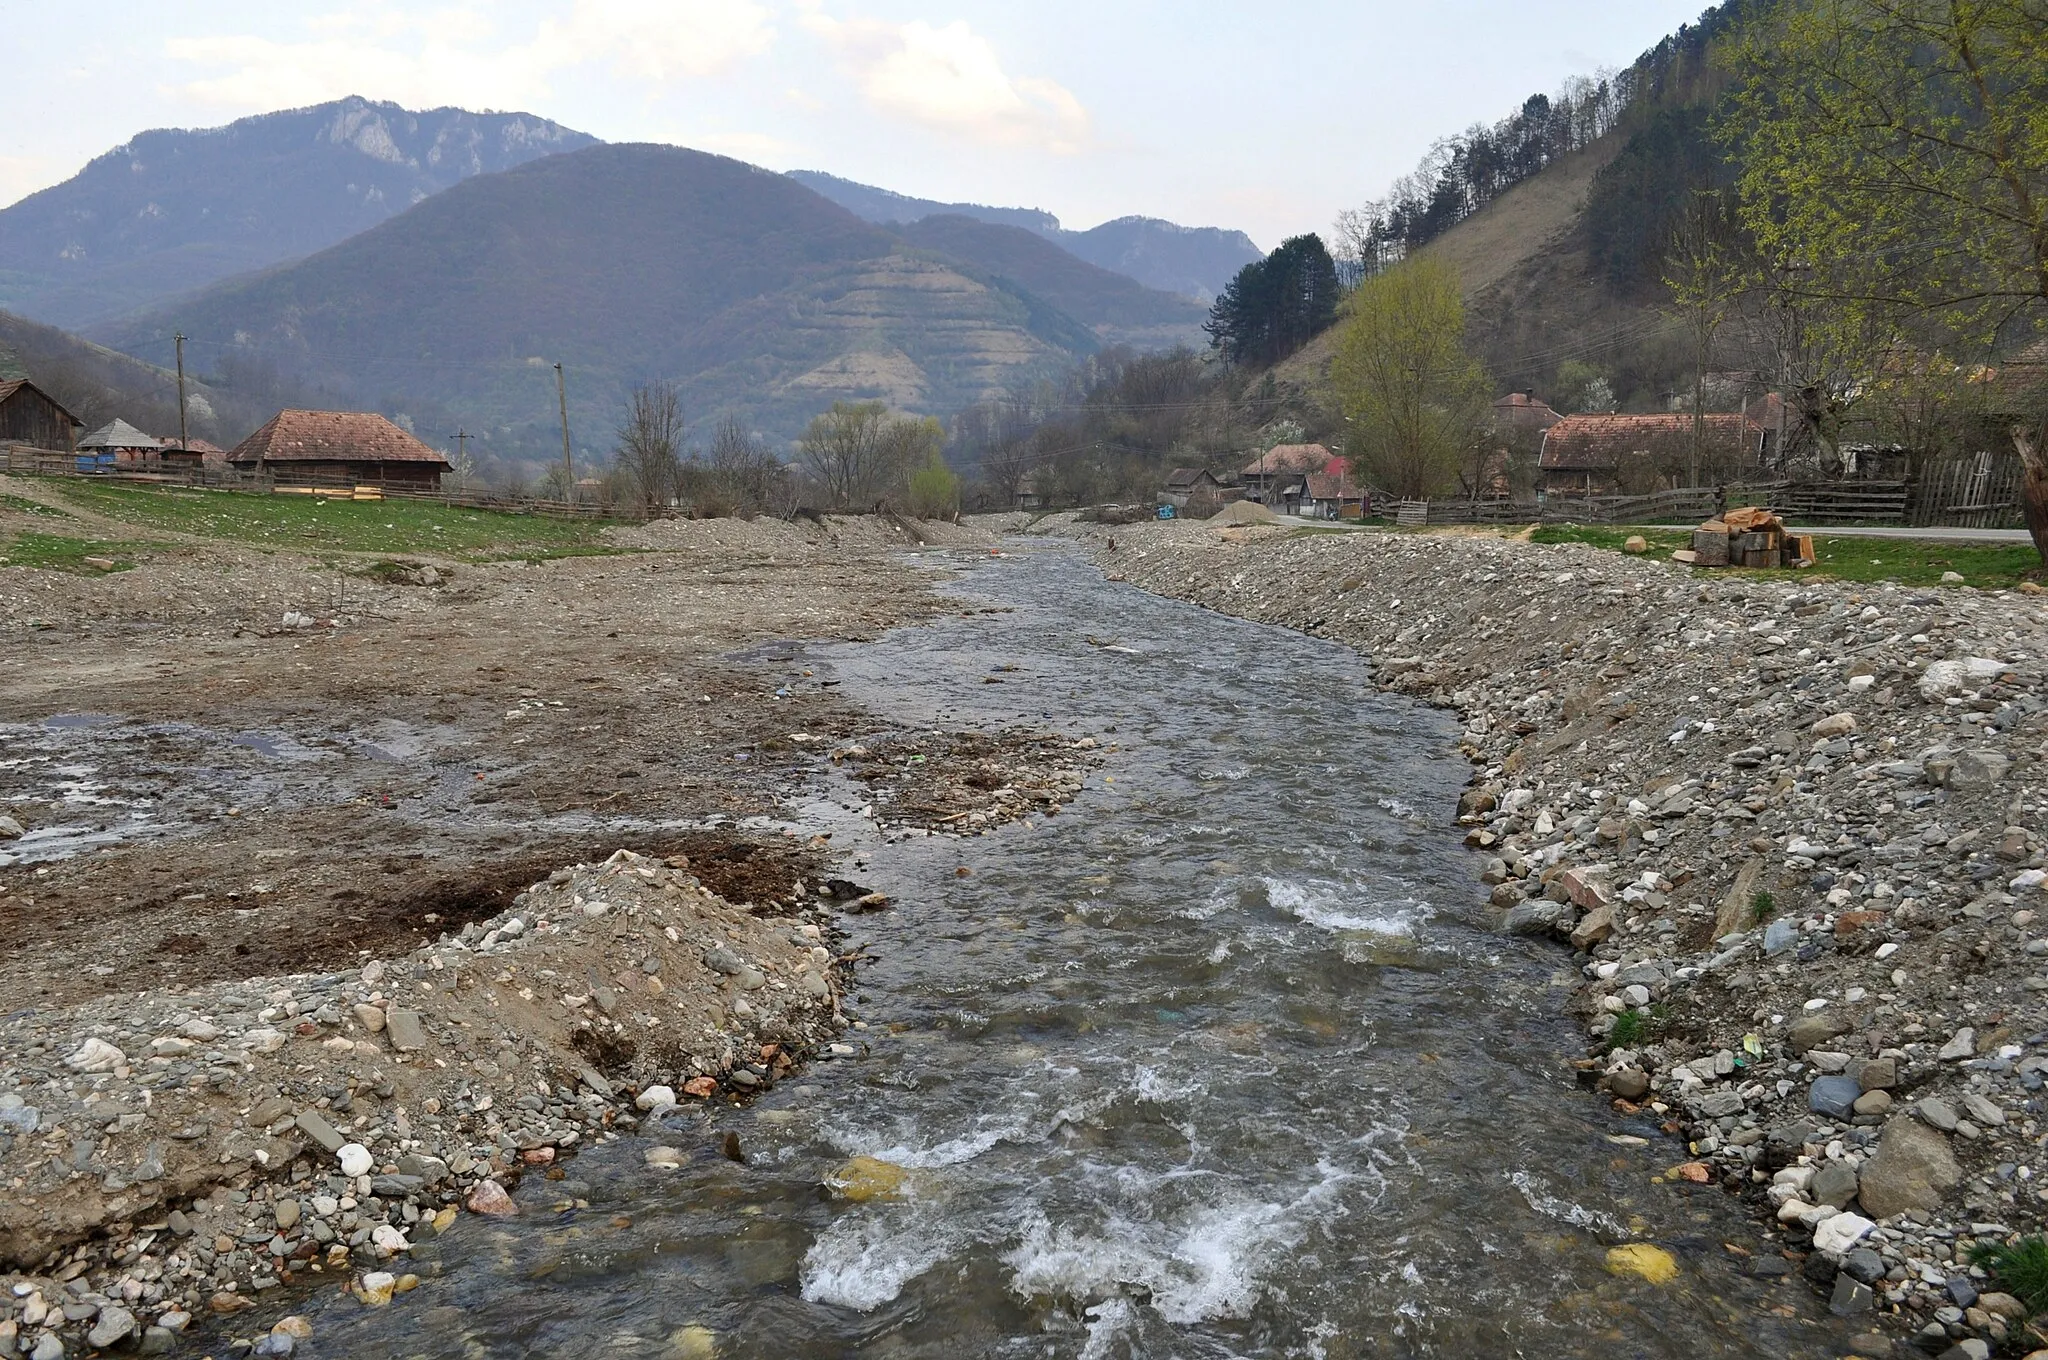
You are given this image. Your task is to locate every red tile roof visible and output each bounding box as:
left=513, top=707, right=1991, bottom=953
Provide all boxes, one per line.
left=1539, top=413, right=1762, bottom=471
left=1492, top=392, right=1562, bottom=430
left=228, top=410, right=451, bottom=468
left=1241, top=443, right=1332, bottom=477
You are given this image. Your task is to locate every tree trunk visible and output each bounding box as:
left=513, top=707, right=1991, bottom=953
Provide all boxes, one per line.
left=2016, top=423, right=2048, bottom=568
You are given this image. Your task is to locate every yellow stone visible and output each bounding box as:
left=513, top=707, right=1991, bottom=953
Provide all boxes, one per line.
left=667, top=1325, right=718, bottom=1359
left=825, top=1156, right=909, bottom=1202
left=433, top=1206, right=458, bottom=1234
left=1605, top=1243, right=1678, bottom=1284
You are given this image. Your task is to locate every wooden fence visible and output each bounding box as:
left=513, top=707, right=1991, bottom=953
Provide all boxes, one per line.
left=1907, top=452, right=2028, bottom=529
left=1392, top=465, right=2026, bottom=530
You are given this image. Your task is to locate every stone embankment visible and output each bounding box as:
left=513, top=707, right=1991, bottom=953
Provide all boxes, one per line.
left=1054, top=516, right=2048, bottom=1352
left=0, top=849, right=847, bottom=1357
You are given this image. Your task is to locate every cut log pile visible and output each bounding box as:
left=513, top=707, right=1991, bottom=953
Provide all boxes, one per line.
left=1673, top=505, right=1815, bottom=570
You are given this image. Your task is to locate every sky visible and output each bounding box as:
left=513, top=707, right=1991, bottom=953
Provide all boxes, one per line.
left=2, top=1, right=1713, bottom=249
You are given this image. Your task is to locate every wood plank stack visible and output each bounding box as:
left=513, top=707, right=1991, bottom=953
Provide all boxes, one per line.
left=1680, top=506, right=1815, bottom=570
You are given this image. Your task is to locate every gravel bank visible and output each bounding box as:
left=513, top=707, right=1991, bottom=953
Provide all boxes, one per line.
left=0, top=849, right=847, bottom=1357
left=1044, top=515, right=2048, bottom=1351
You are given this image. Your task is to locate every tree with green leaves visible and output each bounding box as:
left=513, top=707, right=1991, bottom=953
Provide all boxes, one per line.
left=905, top=449, right=961, bottom=520
left=1205, top=234, right=1342, bottom=367
left=1329, top=256, right=1493, bottom=499
left=1728, top=0, right=2048, bottom=559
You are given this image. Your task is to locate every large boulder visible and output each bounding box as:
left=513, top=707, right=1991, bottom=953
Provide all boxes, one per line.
left=1858, top=1114, right=1961, bottom=1219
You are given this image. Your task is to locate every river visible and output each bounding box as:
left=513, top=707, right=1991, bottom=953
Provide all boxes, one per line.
left=295, top=543, right=1860, bottom=1358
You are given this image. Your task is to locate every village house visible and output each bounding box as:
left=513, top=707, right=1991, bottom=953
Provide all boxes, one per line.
left=1537, top=412, right=1770, bottom=495
left=75, top=419, right=161, bottom=470
left=1240, top=443, right=1333, bottom=514
left=0, top=377, right=82, bottom=452
left=228, top=410, right=452, bottom=489
left=1157, top=466, right=1243, bottom=518
left=1304, top=457, right=1367, bottom=520
left=1492, top=392, right=1562, bottom=434
left=159, top=437, right=226, bottom=471
left=1013, top=472, right=1047, bottom=512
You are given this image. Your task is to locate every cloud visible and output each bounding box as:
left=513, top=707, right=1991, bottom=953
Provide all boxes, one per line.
left=166, top=1, right=774, bottom=111
left=801, top=8, right=1088, bottom=153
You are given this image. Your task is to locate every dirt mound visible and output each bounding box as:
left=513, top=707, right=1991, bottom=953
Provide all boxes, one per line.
left=1208, top=500, right=1281, bottom=526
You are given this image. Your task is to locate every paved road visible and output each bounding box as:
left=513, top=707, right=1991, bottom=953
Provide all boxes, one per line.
left=1781, top=524, right=2032, bottom=544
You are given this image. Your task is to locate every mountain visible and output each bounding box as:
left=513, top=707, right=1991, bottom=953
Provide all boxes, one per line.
left=788, top=170, right=1261, bottom=303
left=99, top=144, right=1139, bottom=461
left=0, top=97, right=596, bottom=330
left=1264, top=2, right=1760, bottom=425
left=784, top=171, right=1060, bottom=236
left=893, top=215, right=1205, bottom=350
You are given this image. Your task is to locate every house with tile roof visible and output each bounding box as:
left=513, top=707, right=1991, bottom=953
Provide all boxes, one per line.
left=1240, top=443, right=1333, bottom=513
left=1538, top=412, right=1769, bottom=495
left=228, top=410, right=452, bottom=488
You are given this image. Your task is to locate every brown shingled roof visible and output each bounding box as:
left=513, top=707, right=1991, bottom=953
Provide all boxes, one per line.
left=228, top=410, right=451, bottom=468
left=1539, top=413, right=1761, bottom=471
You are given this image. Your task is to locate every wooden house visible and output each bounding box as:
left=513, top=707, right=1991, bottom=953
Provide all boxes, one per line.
left=228, top=410, right=451, bottom=489
left=0, top=379, right=82, bottom=452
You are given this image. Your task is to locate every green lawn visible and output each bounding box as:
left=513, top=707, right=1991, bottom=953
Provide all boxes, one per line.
left=0, top=532, right=151, bottom=573
left=29, top=479, right=620, bottom=561
left=1530, top=523, right=2043, bottom=590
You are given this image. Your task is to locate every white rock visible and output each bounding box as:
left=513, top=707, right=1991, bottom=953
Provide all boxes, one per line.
left=1813, top=1212, right=1876, bottom=1254
left=244, top=1028, right=287, bottom=1054
left=2013, top=870, right=2047, bottom=895
left=337, top=1144, right=374, bottom=1177
left=635, top=1085, right=677, bottom=1112
left=1874, top=942, right=1899, bottom=960
left=178, top=1019, right=223, bottom=1042
left=370, top=1224, right=409, bottom=1253
left=1777, top=1198, right=1815, bottom=1223
left=64, top=1038, right=126, bottom=1073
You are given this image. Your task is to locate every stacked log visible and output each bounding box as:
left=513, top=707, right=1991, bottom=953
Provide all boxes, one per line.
left=1675, top=506, right=1815, bottom=570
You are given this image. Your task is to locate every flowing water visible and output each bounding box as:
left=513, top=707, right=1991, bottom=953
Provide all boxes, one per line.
left=291, top=545, right=1860, bottom=1359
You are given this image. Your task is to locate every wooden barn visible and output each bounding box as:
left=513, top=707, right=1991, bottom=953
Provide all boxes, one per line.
left=228, top=410, right=452, bottom=489
left=0, top=378, right=82, bottom=452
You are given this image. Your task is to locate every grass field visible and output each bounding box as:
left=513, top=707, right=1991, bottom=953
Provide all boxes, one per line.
left=27, top=480, right=619, bottom=561
left=0, top=532, right=150, bottom=573
left=1530, top=524, right=2044, bottom=590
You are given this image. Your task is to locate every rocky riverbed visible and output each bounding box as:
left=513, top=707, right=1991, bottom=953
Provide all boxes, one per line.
left=1048, top=515, right=2048, bottom=1355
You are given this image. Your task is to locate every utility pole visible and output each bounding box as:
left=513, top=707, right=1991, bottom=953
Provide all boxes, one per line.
left=555, top=363, right=574, bottom=502
left=174, top=333, right=189, bottom=462
left=450, top=429, right=470, bottom=489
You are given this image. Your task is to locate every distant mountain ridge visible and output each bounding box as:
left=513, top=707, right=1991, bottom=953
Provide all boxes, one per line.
left=788, top=170, right=1261, bottom=302
left=0, top=97, right=596, bottom=328
left=99, top=144, right=1200, bottom=463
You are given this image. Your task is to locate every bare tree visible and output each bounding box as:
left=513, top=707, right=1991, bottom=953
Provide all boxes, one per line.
left=796, top=402, right=937, bottom=508
left=615, top=381, right=685, bottom=514
left=699, top=415, right=796, bottom=517
left=1664, top=191, right=1743, bottom=486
